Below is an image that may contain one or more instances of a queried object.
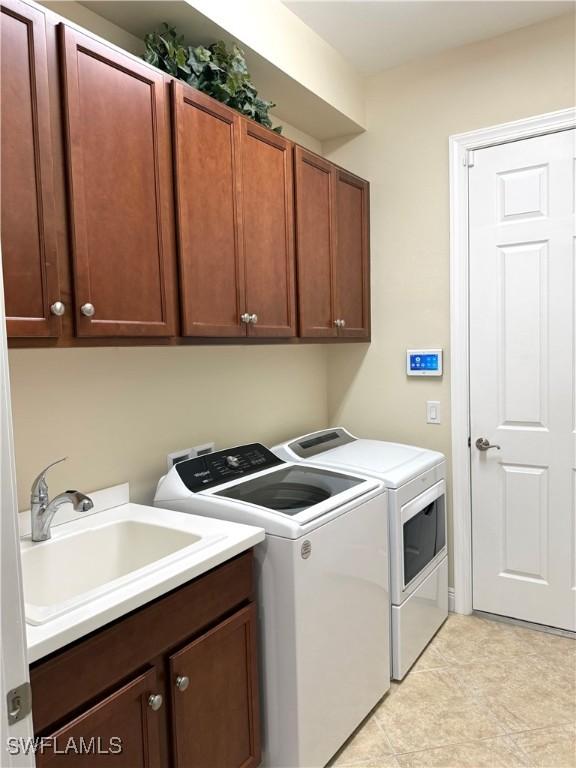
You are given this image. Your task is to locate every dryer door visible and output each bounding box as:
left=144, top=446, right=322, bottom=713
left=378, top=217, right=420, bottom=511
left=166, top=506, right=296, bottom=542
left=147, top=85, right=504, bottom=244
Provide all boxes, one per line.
left=393, top=480, right=446, bottom=602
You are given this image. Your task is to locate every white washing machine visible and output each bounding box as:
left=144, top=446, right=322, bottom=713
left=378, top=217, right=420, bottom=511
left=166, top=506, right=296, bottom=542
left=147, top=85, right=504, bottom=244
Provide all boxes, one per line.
left=273, top=428, right=448, bottom=680
left=154, top=442, right=390, bottom=768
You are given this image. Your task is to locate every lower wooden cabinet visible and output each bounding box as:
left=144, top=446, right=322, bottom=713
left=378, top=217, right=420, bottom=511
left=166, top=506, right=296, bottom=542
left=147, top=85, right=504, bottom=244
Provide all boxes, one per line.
left=35, top=669, right=162, bottom=767
left=30, top=551, right=261, bottom=768
left=170, top=604, right=260, bottom=768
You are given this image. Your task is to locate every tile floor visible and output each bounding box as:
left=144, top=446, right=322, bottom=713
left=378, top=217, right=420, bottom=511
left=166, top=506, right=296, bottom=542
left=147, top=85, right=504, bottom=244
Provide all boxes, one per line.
left=330, top=613, right=576, bottom=768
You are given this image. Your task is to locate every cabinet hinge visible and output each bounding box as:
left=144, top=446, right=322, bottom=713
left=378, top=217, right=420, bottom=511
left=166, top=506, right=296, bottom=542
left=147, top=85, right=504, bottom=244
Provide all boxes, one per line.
left=467, top=436, right=471, bottom=447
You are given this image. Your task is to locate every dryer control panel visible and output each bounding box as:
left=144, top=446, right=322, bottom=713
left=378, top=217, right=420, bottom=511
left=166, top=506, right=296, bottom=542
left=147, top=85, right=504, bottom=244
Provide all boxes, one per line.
left=175, top=443, right=284, bottom=492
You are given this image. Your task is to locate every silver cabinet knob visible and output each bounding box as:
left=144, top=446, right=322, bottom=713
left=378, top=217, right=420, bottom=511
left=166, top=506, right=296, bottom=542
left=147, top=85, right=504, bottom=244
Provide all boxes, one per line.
left=50, top=301, right=65, bottom=317
left=175, top=675, right=190, bottom=692
left=340, top=319, right=346, bottom=328
left=334, top=319, right=344, bottom=328
left=249, top=313, right=258, bottom=324
left=475, top=438, right=501, bottom=452
left=148, top=693, right=163, bottom=711
left=80, top=303, right=95, bottom=318
left=240, top=312, right=251, bottom=324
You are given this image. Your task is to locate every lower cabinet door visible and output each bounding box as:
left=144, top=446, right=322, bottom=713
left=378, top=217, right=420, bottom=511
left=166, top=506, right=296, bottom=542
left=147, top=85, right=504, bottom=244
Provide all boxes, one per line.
left=35, top=668, right=163, bottom=767
left=170, top=603, right=261, bottom=768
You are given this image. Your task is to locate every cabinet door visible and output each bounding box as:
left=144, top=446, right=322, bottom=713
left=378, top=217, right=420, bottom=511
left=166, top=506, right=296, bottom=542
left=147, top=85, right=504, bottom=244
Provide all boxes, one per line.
left=170, top=604, right=260, bottom=768
left=241, top=122, right=296, bottom=337
left=1, top=0, right=62, bottom=337
left=294, top=147, right=337, bottom=338
left=334, top=170, right=370, bottom=338
left=36, top=668, right=163, bottom=767
left=60, top=26, right=176, bottom=337
left=173, top=83, right=246, bottom=337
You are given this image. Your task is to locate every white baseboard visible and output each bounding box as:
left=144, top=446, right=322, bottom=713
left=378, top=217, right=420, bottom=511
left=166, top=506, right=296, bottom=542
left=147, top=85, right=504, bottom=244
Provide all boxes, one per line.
left=448, top=587, right=455, bottom=613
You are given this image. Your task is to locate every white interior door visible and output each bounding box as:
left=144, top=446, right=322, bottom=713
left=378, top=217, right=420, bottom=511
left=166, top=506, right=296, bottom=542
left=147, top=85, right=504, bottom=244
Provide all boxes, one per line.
left=469, top=129, right=575, bottom=631
left=0, top=252, right=35, bottom=766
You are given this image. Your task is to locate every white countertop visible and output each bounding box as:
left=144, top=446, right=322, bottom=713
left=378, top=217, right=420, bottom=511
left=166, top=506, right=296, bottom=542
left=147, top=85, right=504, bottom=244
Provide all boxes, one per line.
left=24, top=502, right=264, bottom=663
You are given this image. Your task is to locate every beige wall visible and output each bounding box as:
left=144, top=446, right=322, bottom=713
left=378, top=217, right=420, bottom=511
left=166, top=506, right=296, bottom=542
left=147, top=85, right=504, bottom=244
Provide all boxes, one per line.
left=324, top=13, right=575, bottom=585
left=41, top=1, right=145, bottom=54
left=9, top=346, right=328, bottom=511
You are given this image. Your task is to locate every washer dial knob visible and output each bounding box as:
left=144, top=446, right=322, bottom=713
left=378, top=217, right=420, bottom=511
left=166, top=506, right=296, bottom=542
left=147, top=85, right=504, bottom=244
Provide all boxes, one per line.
left=226, top=455, right=241, bottom=469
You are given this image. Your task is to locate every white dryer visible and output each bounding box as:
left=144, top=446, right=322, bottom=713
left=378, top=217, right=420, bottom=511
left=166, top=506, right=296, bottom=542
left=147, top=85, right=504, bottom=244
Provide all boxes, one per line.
left=273, top=428, right=448, bottom=680
left=155, top=442, right=390, bottom=768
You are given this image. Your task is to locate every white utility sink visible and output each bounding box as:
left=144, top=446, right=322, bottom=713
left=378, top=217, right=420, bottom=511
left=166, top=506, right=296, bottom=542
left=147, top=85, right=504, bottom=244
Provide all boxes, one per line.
left=22, top=517, right=223, bottom=625
left=22, top=498, right=265, bottom=663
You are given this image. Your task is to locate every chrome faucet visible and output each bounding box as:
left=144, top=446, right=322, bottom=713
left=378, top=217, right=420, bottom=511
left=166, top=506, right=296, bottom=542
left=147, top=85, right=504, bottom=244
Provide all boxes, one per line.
left=30, top=458, right=94, bottom=542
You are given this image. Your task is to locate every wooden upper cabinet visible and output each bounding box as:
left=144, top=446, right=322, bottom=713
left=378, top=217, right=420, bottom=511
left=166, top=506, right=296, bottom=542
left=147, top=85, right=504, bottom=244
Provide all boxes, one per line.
left=173, top=83, right=245, bottom=337
left=294, top=147, right=337, bottom=338
left=294, top=150, right=370, bottom=340
left=1, top=0, right=62, bottom=337
left=334, top=169, right=370, bottom=339
left=36, top=669, right=162, bottom=767
left=241, top=122, right=296, bottom=337
left=59, top=26, right=176, bottom=337
left=170, top=604, right=260, bottom=768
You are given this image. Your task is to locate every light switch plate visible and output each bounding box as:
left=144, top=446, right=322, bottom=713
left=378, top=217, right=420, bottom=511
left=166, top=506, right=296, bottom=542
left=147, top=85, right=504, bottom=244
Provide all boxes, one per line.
left=427, top=401, right=441, bottom=424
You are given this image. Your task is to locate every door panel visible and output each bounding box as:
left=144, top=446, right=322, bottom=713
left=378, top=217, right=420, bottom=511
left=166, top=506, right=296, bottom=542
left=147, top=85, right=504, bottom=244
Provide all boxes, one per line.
left=170, top=604, right=260, bottom=768
left=36, top=668, right=162, bottom=767
left=173, top=84, right=246, bottom=337
left=1, top=0, right=61, bottom=337
left=294, top=147, right=337, bottom=337
left=470, top=130, right=575, bottom=631
left=334, top=170, right=370, bottom=338
left=241, top=123, right=296, bottom=337
left=60, top=26, right=176, bottom=337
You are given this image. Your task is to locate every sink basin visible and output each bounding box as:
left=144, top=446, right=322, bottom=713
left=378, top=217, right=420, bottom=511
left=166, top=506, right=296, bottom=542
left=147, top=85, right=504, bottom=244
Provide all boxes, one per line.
left=21, top=519, right=223, bottom=625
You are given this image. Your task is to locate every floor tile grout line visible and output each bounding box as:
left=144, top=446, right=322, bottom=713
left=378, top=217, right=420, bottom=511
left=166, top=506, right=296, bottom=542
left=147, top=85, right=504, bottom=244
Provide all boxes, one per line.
left=387, top=731, right=535, bottom=758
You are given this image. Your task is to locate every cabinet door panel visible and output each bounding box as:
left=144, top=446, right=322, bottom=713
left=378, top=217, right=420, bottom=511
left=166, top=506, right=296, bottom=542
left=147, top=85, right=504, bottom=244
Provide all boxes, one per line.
left=1, top=0, right=61, bottom=337
left=60, top=26, right=175, bottom=337
left=334, top=170, right=370, bottom=338
left=294, top=147, right=337, bottom=337
left=36, top=668, right=162, bottom=767
left=173, top=84, right=245, bottom=336
left=241, top=123, right=296, bottom=337
left=170, top=604, right=260, bottom=768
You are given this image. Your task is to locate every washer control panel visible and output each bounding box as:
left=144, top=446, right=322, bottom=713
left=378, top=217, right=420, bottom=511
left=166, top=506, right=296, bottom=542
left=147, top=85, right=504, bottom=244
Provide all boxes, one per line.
left=175, top=443, right=284, bottom=492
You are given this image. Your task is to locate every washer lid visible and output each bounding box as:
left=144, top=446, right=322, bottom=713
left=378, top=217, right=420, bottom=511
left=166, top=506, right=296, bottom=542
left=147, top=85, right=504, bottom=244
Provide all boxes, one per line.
left=164, top=443, right=381, bottom=533
left=214, top=465, right=366, bottom=517
left=281, top=429, right=444, bottom=488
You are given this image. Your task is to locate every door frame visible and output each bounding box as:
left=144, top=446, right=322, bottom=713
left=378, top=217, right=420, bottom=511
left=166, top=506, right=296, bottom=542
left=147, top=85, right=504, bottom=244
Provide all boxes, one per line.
left=0, top=246, right=35, bottom=766
left=448, top=107, right=576, bottom=614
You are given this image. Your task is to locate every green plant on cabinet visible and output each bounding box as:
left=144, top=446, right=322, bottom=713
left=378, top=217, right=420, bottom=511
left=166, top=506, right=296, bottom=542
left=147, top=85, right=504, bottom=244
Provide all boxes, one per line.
left=143, top=24, right=281, bottom=132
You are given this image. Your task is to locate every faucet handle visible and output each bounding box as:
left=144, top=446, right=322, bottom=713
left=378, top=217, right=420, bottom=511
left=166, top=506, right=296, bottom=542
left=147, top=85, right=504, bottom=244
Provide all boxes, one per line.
left=31, top=457, right=68, bottom=501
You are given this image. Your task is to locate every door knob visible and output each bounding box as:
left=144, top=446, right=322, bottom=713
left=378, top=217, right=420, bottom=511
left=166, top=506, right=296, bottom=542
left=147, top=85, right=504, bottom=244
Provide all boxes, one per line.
left=240, top=313, right=251, bottom=323
left=147, top=694, right=163, bottom=711
left=475, top=438, right=501, bottom=451
left=80, top=303, right=95, bottom=317
left=175, top=675, right=190, bottom=692
left=50, top=301, right=65, bottom=316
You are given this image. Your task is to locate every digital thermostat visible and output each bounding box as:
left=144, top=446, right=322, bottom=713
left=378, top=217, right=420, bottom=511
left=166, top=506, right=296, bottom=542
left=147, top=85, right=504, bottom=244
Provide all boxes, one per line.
left=407, top=349, right=443, bottom=376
